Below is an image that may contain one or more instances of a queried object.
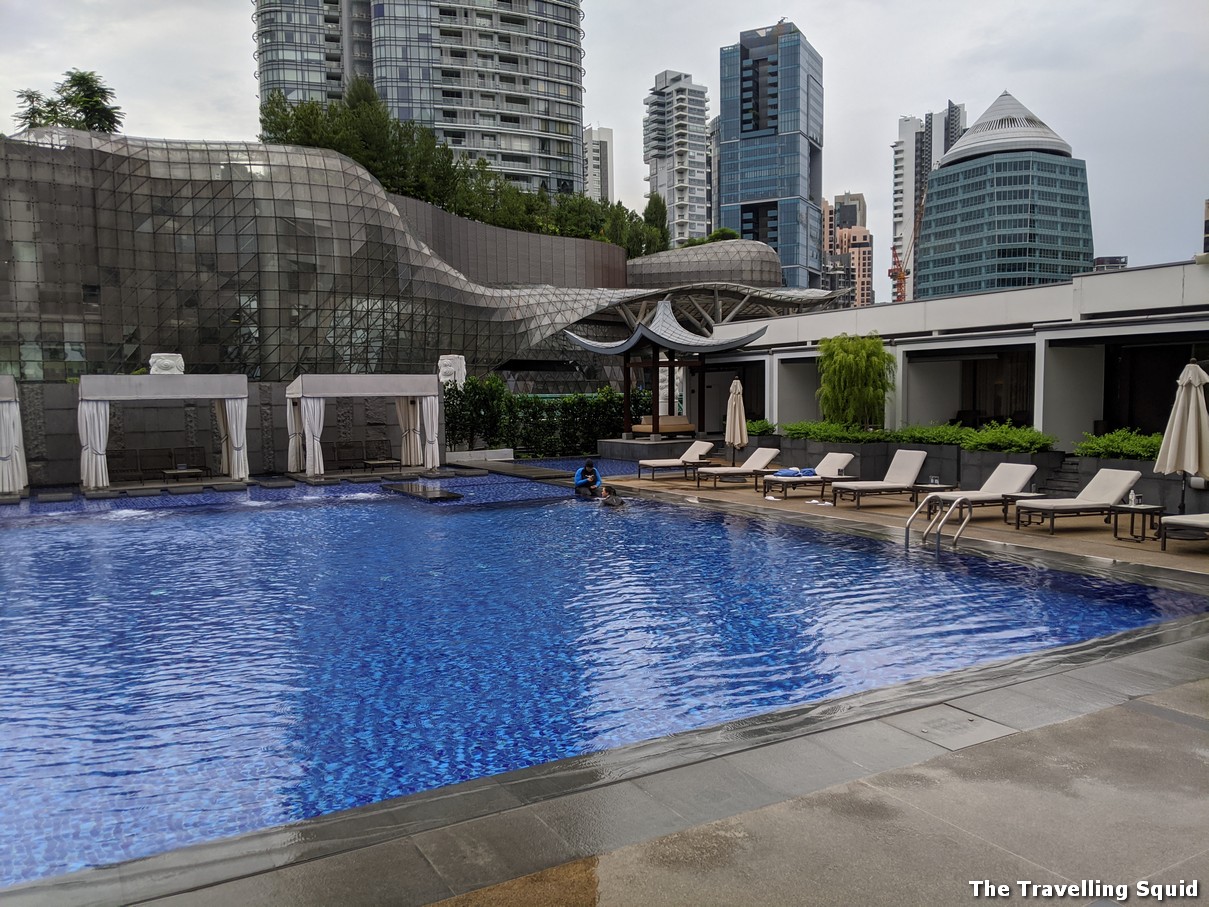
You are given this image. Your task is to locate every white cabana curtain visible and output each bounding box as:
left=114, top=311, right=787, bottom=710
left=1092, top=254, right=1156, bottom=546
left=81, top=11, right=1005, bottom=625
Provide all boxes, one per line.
left=395, top=397, right=423, bottom=466
left=0, top=399, right=28, bottom=494
left=223, top=397, right=249, bottom=481
left=78, top=400, right=111, bottom=490
left=301, top=396, right=326, bottom=477
left=286, top=399, right=304, bottom=473
left=420, top=395, right=440, bottom=469
left=214, top=402, right=231, bottom=476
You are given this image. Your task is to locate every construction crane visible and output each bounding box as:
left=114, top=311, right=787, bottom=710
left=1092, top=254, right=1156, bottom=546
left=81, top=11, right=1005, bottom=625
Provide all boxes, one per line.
left=889, top=186, right=927, bottom=303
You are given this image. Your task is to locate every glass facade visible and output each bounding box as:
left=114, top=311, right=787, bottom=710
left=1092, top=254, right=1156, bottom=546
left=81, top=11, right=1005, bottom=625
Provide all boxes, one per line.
left=0, top=130, right=633, bottom=383
left=254, top=0, right=585, bottom=193
left=914, top=151, right=1094, bottom=299
left=717, top=23, right=823, bottom=287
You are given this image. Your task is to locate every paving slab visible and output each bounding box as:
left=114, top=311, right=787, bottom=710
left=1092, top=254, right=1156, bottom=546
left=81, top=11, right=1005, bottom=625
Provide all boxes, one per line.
left=878, top=703, right=1016, bottom=749
left=948, top=673, right=1128, bottom=730
left=721, top=733, right=870, bottom=798
left=807, top=717, right=950, bottom=771
left=153, top=837, right=453, bottom=907
left=629, top=758, right=788, bottom=825
left=1139, top=676, right=1209, bottom=719
left=864, top=701, right=1209, bottom=881
left=528, top=781, right=685, bottom=857
left=411, top=808, right=580, bottom=897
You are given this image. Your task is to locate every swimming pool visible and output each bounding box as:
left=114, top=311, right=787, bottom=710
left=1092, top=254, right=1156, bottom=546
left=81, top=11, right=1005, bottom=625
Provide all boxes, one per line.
left=1, top=478, right=1206, bottom=886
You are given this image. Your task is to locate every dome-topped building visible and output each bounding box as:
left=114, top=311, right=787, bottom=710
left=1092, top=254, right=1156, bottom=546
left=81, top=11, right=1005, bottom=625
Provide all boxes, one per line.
left=913, top=91, right=1094, bottom=300
left=940, top=91, right=1072, bottom=165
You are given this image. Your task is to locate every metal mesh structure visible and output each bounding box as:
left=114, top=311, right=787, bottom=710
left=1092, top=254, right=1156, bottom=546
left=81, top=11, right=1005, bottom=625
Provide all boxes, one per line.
left=627, top=240, right=783, bottom=289
left=0, top=129, right=846, bottom=385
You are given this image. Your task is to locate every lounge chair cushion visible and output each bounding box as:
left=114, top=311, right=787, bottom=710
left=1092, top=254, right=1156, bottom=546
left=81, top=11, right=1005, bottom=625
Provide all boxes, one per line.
left=1017, top=468, right=1141, bottom=511
left=832, top=449, right=927, bottom=492
left=638, top=440, right=714, bottom=469
left=1161, top=513, right=1209, bottom=531
left=932, top=463, right=1037, bottom=505
left=697, top=447, right=780, bottom=476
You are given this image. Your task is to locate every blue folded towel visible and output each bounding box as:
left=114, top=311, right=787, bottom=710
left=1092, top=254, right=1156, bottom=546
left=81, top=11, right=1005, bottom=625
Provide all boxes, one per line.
left=774, top=467, right=800, bottom=477
left=801, top=467, right=817, bottom=476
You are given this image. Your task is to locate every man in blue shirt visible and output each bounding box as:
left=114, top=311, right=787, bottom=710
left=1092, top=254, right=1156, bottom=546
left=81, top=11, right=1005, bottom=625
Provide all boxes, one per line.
left=574, top=459, right=602, bottom=497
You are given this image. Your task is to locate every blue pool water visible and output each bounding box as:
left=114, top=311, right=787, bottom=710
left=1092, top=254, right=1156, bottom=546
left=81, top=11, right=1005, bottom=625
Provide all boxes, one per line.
left=1, top=478, right=1206, bottom=886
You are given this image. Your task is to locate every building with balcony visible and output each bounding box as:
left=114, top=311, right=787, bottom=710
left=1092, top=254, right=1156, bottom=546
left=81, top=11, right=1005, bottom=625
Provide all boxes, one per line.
left=823, top=193, right=874, bottom=306
left=583, top=125, right=614, bottom=203
left=913, top=91, right=1094, bottom=300
left=254, top=0, right=585, bottom=193
left=890, top=101, right=966, bottom=301
left=717, top=22, right=824, bottom=287
left=643, top=71, right=710, bottom=246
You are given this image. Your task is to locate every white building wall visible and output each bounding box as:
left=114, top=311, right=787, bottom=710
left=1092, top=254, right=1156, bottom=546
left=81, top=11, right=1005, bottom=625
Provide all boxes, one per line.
left=644, top=71, right=710, bottom=246
left=904, top=360, right=962, bottom=426
left=776, top=359, right=821, bottom=424
left=1039, top=344, right=1105, bottom=450
left=704, top=261, right=1209, bottom=436
left=583, top=126, right=615, bottom=203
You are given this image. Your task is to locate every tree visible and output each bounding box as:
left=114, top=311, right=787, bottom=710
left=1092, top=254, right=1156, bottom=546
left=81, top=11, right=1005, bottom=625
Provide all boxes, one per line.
left=680, top=227, right=740, bottom=247
left=14, top=69, right=124, bottom=133
left=641, top=193, right=670, bottom=252
left=815, top=333, right=897, bottom=429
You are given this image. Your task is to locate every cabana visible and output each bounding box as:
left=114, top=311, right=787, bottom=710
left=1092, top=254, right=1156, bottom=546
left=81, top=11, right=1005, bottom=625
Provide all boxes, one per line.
left=284, top=374, right=441, bottom=478
left=0, top=375, right=28, bottom=495
left=77, top=374, right=249, bottom=490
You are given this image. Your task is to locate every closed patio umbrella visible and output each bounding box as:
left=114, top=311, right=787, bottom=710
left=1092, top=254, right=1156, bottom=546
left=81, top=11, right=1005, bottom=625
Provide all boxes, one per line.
left=1154, top=359, right=1209, bottom=514
left=724, top=377, right=748, bottom=466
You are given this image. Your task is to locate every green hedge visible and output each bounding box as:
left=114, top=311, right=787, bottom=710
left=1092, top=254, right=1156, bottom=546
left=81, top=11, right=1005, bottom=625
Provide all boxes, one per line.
left=443, top=379, right=648, bottom=457
left=780, top=420, right=1055, bottom=452
left=745, top=418, right=777, bottom=436
left=1072, top=428, right=1163, bottom=460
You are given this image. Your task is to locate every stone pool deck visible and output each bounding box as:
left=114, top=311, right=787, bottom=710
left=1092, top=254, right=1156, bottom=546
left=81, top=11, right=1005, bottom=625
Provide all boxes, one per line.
left=4, top=469, right=1208, bottom=906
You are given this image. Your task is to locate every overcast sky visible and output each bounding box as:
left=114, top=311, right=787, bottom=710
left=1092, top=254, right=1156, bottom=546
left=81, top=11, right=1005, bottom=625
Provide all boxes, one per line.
left=2, top=0, right=1206, bottom=300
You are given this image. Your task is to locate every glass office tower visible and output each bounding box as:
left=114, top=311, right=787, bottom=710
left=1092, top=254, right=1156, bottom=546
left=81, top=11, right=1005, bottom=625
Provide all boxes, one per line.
left=254, top=0, right=585, bottom=193
left=913, top=92, right=1093, bottom=299
left=717, top=22, right=823, bottom=287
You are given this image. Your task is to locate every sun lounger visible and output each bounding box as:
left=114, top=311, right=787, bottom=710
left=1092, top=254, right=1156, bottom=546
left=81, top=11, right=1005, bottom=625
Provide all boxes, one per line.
left=762, top=452, right=855, bottom=497
left=1159, top=512, right=1209, bottom=550
left=1014, top=468, right=1141, bottom=534
left=927, top=462, right=1037, bottom=517
left=637, top=440, right=716, bottom=479
left=696, top=447, right=780, bottom=490
left=831, top=449, right=928, bottom=508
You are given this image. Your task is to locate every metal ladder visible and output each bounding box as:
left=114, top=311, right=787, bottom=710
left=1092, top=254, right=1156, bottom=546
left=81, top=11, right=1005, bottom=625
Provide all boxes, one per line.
left=904, top=493, right=973, bottom=554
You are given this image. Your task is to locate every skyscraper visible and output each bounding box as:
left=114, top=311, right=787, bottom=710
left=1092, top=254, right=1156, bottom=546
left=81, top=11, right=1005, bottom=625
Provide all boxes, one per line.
left=717, top=22, right=824, bottom=287
left=643, top=71, right=710, bottom=246
left=890, top=101, right=966, bottom=301
left=913, top=92, right=1094, bottom=300
left=822, top=193, right=874, bottom=306
left=583, top=126, right=614, bottom=203
left=254, top=0, right=585, bottom=194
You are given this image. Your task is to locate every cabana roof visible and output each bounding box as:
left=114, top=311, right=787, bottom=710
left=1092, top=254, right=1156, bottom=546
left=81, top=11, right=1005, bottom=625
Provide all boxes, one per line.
left=563, top=298, right=766, bottom=356
left=78, top=374, right=248, bottom=401
left=285, top=374, right=439, bottom=399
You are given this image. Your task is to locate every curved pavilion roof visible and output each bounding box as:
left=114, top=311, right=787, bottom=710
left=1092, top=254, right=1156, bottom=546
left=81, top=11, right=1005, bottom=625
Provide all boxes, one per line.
left=939, top=91, right=1072, bottom=167
left=564, top=298, right=766, bottom=355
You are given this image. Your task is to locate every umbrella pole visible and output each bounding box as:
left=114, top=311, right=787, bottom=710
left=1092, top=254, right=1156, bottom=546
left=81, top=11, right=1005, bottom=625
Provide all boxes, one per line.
left=1180, top=473, right=1187, bottom=515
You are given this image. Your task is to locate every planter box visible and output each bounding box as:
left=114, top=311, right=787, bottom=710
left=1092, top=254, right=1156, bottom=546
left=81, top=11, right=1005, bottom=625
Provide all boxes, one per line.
left=778, top=438, right=887, bottom=482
